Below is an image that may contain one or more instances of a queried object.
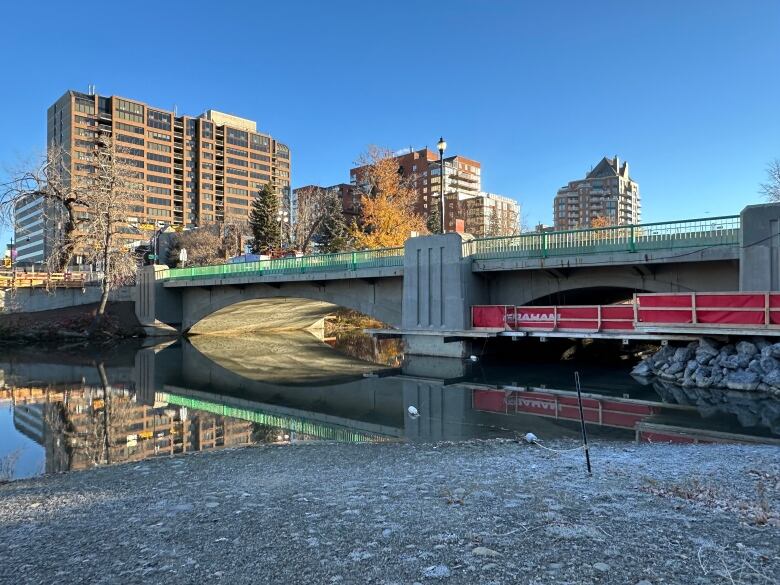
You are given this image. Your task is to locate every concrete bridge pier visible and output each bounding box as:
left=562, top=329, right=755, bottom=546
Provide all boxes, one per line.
left=401, top=233, right=487, bottom=358
left=740, top=203, right=780, bottom=291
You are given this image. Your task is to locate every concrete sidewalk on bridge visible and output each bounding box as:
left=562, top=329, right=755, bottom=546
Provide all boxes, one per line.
left=1, top=440, right=777, bottom=584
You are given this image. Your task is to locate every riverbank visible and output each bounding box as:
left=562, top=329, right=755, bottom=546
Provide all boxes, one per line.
left=0, top=301, right=145, bottom=342
left=0, top=440, right=777, bottom=584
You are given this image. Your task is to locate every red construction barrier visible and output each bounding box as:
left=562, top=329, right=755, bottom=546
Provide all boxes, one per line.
left=637, top=293, right=780, bottom=328
left=601, top=305, right=635, bottom=330
left=514, top=307, right=556, bottom=329
left=471, top=293, right=780, bottom=334
left=472, top=305, right=513, bottom=329
left=473, top=388, right=658, bottom=430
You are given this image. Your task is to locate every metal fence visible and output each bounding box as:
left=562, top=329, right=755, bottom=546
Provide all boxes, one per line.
left=467, top=215, right=741, bottom=260
left=166, top=246, right=404, bottom=281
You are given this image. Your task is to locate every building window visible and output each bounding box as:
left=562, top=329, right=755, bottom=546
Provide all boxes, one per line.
left=226, top=147, right=247, bottom=158
left=75, top=97, right=95, bottom=115
left=147, top=131, right=171, bottom=142
left=202, top=121, right=213, bottom=139
left=117, top=134, right=144, bottom=146
left=275, top=143, right=289, bottom=159
left=147, top=163, right=171, bottom=174
left=250, top=134, right=270, bottom=152
left=147, top=196, right=171, bottom=206
left=116, top=99, right=144, bottom=123
left=227, top=128, right=248, bottom=147
left=147, top=152, right=171, bottom=163
left=227, top=157, right=248, bottom=167
left=147, top=174, right=171, bottom=185
left=147, top=109, right=172, bottom=131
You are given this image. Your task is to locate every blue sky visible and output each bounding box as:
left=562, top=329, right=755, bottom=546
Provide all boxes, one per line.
left=1, top=0, right=778, bottom=245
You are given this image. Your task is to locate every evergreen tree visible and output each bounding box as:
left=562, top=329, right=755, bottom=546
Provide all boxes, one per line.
left=249, top=183, right=281, bottom=253
left=317, top=188, right=351, bottom=252
left=426, top=198, right=442, bottom=234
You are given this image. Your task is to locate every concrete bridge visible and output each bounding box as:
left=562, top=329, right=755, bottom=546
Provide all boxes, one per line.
left=136, top=203, right=780, bottom=356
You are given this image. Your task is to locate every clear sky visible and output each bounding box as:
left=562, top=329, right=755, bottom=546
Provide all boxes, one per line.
left=1, top=0, right=778, bottom=246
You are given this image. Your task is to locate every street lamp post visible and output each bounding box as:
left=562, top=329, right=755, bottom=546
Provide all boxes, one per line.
left=437, top=137, right=447, bottom=234
left=277, top=209, right=289, bottom=250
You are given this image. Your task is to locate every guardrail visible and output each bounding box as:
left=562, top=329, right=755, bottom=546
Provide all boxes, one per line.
left=467, top=215, right=741, bottom=260
left=166, top=247, right=404, bottom=281
left=0, top=271, right=91, bottom=289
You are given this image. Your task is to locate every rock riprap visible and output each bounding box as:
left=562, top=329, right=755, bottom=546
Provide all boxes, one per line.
left=632, top=338, right=780, bottom=397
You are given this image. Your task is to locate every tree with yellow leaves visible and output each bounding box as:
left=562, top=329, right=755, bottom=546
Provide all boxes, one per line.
left=351, top=146, right=427, bottom=249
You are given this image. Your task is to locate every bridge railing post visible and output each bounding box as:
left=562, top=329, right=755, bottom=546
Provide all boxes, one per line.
left=629, top=225, right=636, bottom=252
left=351, top=251, right=357, bottom=271
left=541, top=231, right=548, bottom=258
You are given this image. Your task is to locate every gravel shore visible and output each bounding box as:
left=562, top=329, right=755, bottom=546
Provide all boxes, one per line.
left=0, top=440, right=778, bottom=585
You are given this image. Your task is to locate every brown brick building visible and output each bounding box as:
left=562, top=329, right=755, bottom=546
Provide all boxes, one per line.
left=349, top=148, right=482, bottom=231
left=42, top=89, right=290, bottom=254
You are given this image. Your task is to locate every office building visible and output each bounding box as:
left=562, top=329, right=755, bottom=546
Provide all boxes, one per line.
left=553, top=156, right=640, bottom=230
left=21, top=89, right=291, bottom=263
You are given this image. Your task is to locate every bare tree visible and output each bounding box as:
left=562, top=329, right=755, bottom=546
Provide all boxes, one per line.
left=292, top=186, right=328, bottom=253
left=760, top=159, right=780, bottom=202
left=76, top=134, right=141, bottom=328
left=1, top=145, right=84, bottom=270
left=167, top=225, right=223, bottom=267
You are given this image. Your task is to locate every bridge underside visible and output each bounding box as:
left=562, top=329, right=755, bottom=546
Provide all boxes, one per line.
left=189, top=298, right=338, bottom=335
left=169, top=276, right=404, bottom=334
left=478, top=259, right=739, bottom=306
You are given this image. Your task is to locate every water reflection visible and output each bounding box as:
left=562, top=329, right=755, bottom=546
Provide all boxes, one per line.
left=1, top=331, right=778, bottom=481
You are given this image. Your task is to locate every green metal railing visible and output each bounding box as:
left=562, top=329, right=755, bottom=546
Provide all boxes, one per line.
left=166, top=246, right=404, bottom=281
left=163, top=215, right=741, bottom=281
left=466, top=215, right=741, bottom=260
left=160, top=392, right=392, bottom=443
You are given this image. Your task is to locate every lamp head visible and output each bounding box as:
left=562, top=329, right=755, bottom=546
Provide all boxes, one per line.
left=437, top=137, right=447, bottom=153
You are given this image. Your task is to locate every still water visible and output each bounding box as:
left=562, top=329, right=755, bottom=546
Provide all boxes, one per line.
left=1, top=331, right=778, bottom=481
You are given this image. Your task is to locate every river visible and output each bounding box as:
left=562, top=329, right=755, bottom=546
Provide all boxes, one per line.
left=1, top=331, right=778, bottom=481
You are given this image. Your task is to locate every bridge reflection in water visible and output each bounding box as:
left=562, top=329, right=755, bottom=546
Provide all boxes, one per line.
left=2, top=332, right=779, bottom=479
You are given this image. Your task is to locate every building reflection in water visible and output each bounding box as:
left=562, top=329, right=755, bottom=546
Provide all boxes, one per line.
left=4, top=383, right=254, bottom=474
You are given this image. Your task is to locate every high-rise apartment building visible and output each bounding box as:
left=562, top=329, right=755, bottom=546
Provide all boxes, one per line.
left=553, top=156, right=640, bottom=230
left=29, top=89, right=291, bottom=262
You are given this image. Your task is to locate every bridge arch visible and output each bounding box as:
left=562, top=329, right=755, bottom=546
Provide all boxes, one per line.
left=177, top=277, right=403, bottom=334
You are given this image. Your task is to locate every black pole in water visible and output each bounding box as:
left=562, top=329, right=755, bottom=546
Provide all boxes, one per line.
left=574, top=371, right=592, bottom=475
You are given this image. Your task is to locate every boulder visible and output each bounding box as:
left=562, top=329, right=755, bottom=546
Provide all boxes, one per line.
left=736, top=341, right=758, bottom=358
left=694, top=366, right=713, bottom=389
left=770, top=343, right=780, bottom=359
left=725, top=371, right=760, bottom=392
left=748, top=359, right=763, bottom=375
left=631, top=360, right=652, bottom=377
left=672, top=347, right=694, bottom=363
left=760, top=356, right=780, bottom=374
left=761, top=368, right=780, bottom=388
left=684, top=360, right=699, bottom=376
left=721, top=355, right=741, bottom=370
left=665, top=362, right=685, bottom=376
